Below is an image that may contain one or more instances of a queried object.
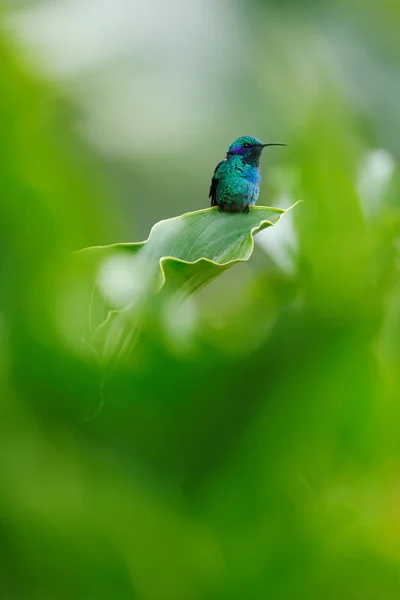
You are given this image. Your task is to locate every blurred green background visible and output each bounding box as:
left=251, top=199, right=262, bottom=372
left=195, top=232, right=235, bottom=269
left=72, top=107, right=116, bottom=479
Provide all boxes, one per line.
left=1, top=0, right=400, bottom=598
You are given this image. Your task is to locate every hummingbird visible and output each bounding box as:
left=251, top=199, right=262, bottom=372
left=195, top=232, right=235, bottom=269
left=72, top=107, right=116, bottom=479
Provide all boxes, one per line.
left=209, top=135, right=286, bottom=213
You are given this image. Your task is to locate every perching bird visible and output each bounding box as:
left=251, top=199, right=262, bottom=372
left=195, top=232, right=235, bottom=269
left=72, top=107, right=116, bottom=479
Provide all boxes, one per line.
left=209, top=135, right=286, bottom=213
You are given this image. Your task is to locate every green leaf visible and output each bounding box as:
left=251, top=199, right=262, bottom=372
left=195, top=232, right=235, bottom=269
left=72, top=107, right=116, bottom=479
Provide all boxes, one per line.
left=70, top=204, right=298, bottom=363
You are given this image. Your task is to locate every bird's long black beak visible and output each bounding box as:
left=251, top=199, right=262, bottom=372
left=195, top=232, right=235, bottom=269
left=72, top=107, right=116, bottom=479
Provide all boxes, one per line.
left=262, top=143, right=287, bottom=147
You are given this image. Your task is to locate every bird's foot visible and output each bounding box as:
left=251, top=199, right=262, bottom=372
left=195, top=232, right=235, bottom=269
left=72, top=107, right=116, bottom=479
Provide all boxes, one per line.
left=243, top=204, right=250, bottom=214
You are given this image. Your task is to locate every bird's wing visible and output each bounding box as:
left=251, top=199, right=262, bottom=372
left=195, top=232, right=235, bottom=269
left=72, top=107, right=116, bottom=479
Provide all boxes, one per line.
left=209, top=160, right=225, bottom=207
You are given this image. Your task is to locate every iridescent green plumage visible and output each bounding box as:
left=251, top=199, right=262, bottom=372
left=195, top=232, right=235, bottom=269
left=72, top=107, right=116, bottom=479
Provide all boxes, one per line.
left=209, top=135, right=285, bottom=213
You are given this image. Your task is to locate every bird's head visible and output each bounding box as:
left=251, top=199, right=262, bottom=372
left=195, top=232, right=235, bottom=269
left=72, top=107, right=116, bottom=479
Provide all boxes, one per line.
left=227, top=135, right=286, bottom=164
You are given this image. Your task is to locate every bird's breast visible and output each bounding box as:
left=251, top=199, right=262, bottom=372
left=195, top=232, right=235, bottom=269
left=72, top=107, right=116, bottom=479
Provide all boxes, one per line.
left=244, top=165, right=261, bottom=183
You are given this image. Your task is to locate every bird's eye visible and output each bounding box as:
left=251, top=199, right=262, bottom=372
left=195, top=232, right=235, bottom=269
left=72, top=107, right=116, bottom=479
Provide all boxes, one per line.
left=243, top=142, right=251, bottom=148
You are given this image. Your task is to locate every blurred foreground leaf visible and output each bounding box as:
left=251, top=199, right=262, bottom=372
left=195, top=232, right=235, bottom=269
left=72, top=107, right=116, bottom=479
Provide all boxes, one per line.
left=71, top=204, right=298, bottom=363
